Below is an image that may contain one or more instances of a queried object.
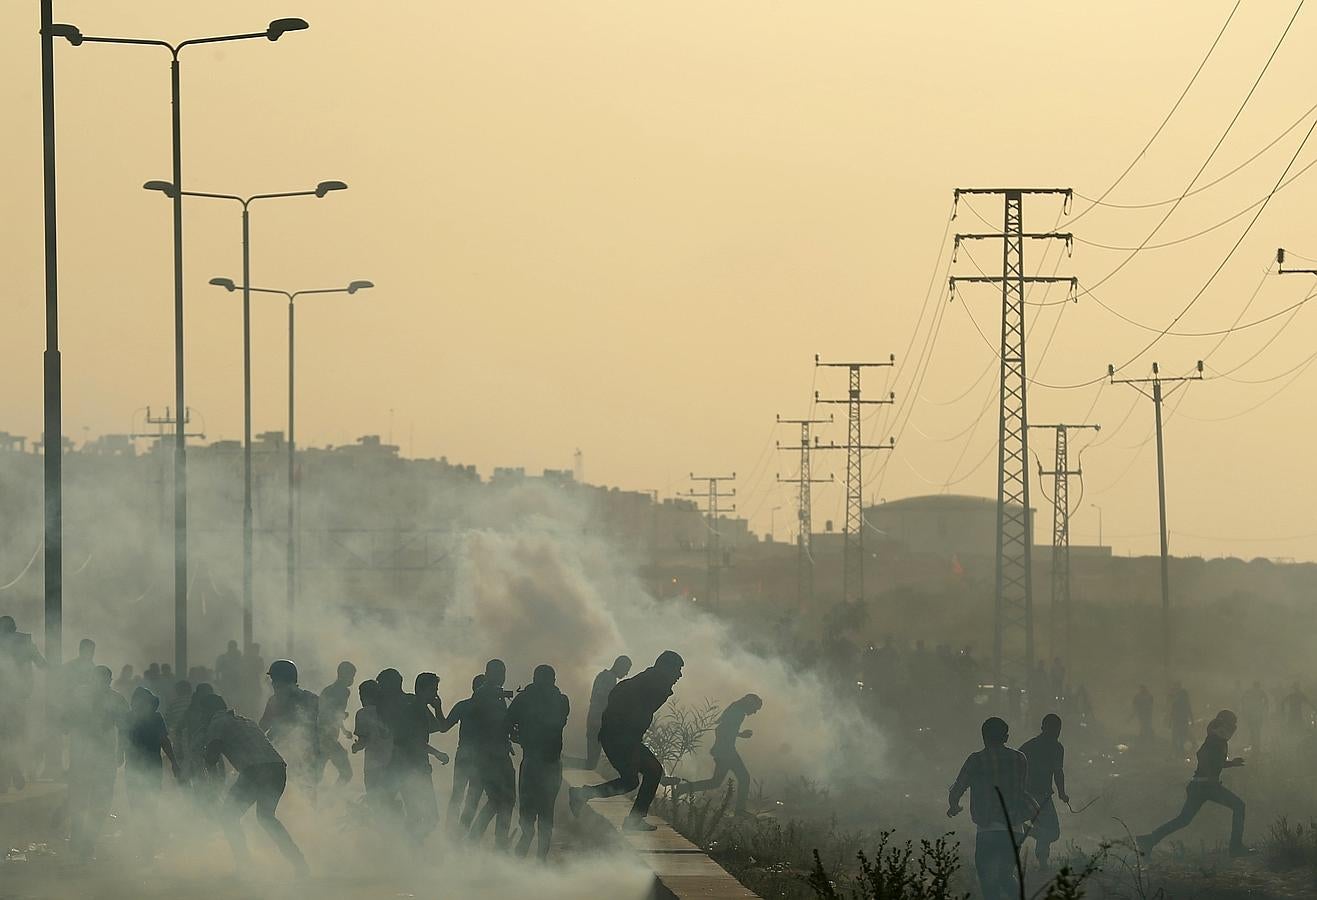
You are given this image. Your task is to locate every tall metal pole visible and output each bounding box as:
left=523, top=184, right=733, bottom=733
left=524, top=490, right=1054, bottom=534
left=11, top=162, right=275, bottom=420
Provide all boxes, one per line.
left=1109, top=360, right=1202, bottom=687
left=1153, top=377, right=1170, bottom=680
left=686, top=474, right=735, bottom=607
left=951, top=187, right=1074, bottom=692
left=170, top=55, right=189, bottom=678
left=287, top=299, right=296, bottom=655
left=241, top=208, right=253, bottom=654
left=776, top=414, right=832, bottom=609
left=40, top=0, right=63, bottom=672
left=814, top=357, right=895, bottom=604
left=1031, top=422, right=1099, bottom=662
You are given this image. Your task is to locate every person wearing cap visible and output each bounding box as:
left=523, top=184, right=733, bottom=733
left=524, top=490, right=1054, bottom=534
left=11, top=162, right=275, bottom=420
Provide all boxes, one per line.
left=202, top=692, right=309, bottom=875
left=569, top=650, right=684, bottom=831
left=258, top=659, right=320, bottom=795
left=585, top=655, right=631, bottom=770
left=1138, top=709, right=1251, bottom=857
left=948, top=716, right=1037, bottom=900
left=1019, top=714, right=1069, bottom=870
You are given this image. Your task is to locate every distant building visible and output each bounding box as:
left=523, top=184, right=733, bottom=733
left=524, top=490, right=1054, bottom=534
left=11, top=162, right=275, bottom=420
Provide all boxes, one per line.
left=864, top=494, right=1035, bottom=559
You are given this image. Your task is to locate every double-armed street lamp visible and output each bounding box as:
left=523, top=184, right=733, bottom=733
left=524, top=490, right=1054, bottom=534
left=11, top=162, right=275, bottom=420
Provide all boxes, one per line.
left=143, top=180, right=347, bottom=656
left=208, top=278, right=374, bottom=655
left=45, top=16, right=310, bottom=676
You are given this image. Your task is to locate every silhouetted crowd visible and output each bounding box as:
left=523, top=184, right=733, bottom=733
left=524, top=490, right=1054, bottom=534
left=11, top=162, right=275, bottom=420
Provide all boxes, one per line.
left=0, top=616, right=743, bottom=873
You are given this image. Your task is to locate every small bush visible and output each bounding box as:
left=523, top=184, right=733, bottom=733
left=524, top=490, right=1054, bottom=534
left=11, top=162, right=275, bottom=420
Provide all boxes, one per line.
left=1263, top=815, right=1317, bottom=869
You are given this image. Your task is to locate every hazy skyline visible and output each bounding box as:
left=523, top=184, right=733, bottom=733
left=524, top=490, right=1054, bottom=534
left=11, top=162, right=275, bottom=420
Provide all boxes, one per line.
left=4, top=2, right=1317, bottom=560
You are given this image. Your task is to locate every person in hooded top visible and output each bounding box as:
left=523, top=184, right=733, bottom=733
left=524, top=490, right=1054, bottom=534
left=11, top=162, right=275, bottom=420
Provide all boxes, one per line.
left=569, top=650, right=684, bottom=832
left=506, top=664, right=570, bottom=858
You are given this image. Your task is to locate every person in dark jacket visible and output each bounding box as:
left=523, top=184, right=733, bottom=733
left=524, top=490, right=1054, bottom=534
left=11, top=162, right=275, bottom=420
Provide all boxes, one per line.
left=948, top=717, right=1037, bottom=900
left=1138, top=710, right=1251, bottom=857
left=124, top=686, right=181, bottom=860
left=467, top=660, right=516, bottom=849
left=584, top=656, right=630, bottom=769
left=673, top=693, right=761, bottom=815
left=437, top=673, right=485, bottom=833
left=569, top=650, right=683, bottom=831
left=1019, top=714, right=1069, bottom=870
left=507, top=664, right=570, bottom=859
left=381, top=671, right=446, bottom=846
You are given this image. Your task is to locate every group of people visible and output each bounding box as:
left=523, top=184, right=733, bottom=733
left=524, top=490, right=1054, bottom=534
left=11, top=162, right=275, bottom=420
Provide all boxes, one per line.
left=0, top=620, right=770, bottom=873
left=951, top=706, right=1252, bottom=900
left=1130, top=679, right=1317, bottom=758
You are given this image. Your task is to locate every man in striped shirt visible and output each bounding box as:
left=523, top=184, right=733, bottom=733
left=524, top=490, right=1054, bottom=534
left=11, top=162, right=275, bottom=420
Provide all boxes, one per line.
left=948, top=717, right=1037, bottom=900
left=201, top=693, right=309, bottom=876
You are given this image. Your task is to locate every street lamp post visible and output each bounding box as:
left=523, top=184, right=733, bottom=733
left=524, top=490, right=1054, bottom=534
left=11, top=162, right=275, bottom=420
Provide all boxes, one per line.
left=209, top=278, right=373, bottom=655
left=39, top=0, right=63, bottom=675
left=46, top=17, right=310, bottom=677
left=144, top=180, right=347, bottom=655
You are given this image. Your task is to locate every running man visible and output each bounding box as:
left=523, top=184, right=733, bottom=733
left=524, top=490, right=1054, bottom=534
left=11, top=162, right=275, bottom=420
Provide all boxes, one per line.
left=673, top=693, right=762, bottom=815
left=570, top=650, right=683, bottom=832
left=1138, top=709, right=1251, bottom=858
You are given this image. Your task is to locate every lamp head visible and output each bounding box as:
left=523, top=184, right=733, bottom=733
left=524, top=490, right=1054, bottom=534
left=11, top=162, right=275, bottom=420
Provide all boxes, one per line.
left=143, top=180, right=177, bottom=198
left=1278, top=247, right=1286, bottom=265
left=208, top=278, right=238, bottom=292
left=314, top=180, right=348, bottom=198
left=346, top=280, right=374, bottom=294
left=267, top=18, right=309, bottom=41
left=47, top=24, right=83, bottom=46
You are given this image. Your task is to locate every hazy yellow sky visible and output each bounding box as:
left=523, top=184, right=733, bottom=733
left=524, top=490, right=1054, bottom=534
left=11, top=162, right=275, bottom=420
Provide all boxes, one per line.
left=4, top=2, right=1317, bottom=560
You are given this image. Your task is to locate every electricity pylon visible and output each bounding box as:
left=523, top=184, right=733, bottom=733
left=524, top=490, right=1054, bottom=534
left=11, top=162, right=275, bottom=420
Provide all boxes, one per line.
left=1029, top=422, right=1099, bottom=662
left=950, top=186, right=1075, bottom=691
left=814, top=355, right=895, bottom=604
left=776, top=414, right=833, bottom=608
left=686, top=473, right=736, bottom=606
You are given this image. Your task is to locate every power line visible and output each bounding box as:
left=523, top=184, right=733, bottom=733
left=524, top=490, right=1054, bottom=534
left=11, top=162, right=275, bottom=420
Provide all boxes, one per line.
left=1074, top=154, right=1317, bottom=251
left=1074, top=98, right=1317, bottom=211
left=1061, top=0, right=1242, bottom=227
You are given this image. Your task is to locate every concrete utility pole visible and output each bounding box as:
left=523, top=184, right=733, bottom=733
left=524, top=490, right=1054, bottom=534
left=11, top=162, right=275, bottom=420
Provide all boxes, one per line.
left=776, top=414, right=833, bottom=609
left=950, top=187, right=1075, bottom=692
left=813, top=356, right=895, bottom=605
left=685, top=474, right=736, bottom=606
left=1029, top=422, right=1099, bottom=662
left=1108, top=361, right=1203, bottom=684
